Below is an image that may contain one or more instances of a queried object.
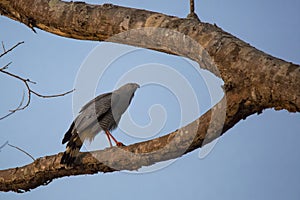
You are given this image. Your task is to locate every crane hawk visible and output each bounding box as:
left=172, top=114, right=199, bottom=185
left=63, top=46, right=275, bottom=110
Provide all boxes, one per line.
left=61, top=83, right=140, bottom=166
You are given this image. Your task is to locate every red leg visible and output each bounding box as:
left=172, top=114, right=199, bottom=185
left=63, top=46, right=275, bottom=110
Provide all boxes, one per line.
left=104, top=130, right=113, bottom=147
left=105, top=129, right=124, bottom=147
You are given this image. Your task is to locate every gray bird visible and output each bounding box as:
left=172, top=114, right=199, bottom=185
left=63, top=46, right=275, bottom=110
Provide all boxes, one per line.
left=61, top=83, right=140, bottom=166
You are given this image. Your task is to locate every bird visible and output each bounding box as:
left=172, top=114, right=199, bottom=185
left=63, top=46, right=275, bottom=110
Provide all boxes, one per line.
left=60, top=83, right=140, bottom=166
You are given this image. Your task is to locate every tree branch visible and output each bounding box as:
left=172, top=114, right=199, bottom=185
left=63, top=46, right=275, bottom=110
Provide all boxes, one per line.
left=0, top=41, right=74, bottom=120
left=7, top=143, right=35, bottom=161
left=0, top=0, right=298, bottom=112
left=187, top=0, right=200, bottom=21
left=0, top=0, right=299, bottom=192
left=0, top=67, right=74, bottom=120
left=0, top=97, right=227, bottom=193
left=0, top=41, right=24, bottom=58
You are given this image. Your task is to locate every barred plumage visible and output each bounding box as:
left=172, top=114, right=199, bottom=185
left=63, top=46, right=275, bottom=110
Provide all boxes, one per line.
left=61, top=83, right=139, bottom=166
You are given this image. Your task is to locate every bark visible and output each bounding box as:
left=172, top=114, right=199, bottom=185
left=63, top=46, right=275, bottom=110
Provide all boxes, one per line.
left=0, top=0, right=299, bottom=193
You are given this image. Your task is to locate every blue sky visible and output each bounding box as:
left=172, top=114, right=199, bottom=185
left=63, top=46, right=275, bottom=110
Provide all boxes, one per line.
left=0, top=0, right=300, bottom=199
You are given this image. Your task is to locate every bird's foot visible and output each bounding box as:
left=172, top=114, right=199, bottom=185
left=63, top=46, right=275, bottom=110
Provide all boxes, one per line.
left=116, top=142, right=125, bottom=147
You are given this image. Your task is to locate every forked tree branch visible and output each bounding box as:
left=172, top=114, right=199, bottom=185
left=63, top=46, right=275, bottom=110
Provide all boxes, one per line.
left=0, top=41, right=74, bottom=120
left=0, top=41, right=24, bottom=58
left=0, top=0, right=299, bottom=193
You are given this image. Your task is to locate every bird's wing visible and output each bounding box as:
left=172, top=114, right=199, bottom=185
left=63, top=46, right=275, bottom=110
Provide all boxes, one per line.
left=79, top=92, right=111, bottom=113
left=74, top=92, right=113, bottom=132
left=107, top=91, right=120, bottom=110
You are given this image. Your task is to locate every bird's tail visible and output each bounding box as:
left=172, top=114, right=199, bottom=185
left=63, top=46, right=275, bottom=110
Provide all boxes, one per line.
left=61, top=123, right=83, bottom=166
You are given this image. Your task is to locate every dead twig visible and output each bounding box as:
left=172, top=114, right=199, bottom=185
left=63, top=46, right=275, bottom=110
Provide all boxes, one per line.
left=0, top=140, right=35, bottom=161
left=0, top=141, right=9, bottom=152
left=190, top=0, right=195, bottom=14
left=7, top=143, right=35, bottom=161
left=2, top=41, right=6, bottom=52
left=187, top=0, right=200, bottom=21
left=0, top=41, right=24, bottom=58
left=0, top=41, right=74, bottom=120
left=0, top=68, right=74, bottom=120
left=0, top=91, right=25, bottom=120
left=0, top=61, right=12, bottom=70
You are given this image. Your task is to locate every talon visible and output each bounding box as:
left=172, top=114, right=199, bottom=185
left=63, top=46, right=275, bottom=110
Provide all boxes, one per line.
left=116, top=142, right=125, bottom=147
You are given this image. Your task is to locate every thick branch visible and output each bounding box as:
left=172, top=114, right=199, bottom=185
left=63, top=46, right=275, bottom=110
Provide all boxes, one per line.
left=0, top=0, right=298, bottom=112
left=0, top=97, right=227, bottom=193
left=0, top=0, right=299, bottom=192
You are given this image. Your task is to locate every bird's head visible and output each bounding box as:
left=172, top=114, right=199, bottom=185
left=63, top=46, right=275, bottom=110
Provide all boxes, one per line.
left=113, top=83, right=140, bottom=104
left=117, top=83, right=140, bottom=94
left=111, top=83, right=140, bottom=114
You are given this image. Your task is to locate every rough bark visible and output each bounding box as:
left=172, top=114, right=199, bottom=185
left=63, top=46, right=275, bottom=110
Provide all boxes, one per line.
left=0, top=0, right=299, bottom=193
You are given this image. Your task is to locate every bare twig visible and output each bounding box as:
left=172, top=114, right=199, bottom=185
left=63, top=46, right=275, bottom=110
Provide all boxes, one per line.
left=0, top=62, right=12, bottom=70
left=0, top=141, right=9, bottom=152
left=2, top=41, right=6, bottom=52
left=190, top=0, right=195, bottom=14
left=0, top=68, right=74, bottom=119
left=187, top=0, right=200, bottom=21
left=30, top=89, right=74, bottom=98
left=0, top=41, right=24, bottom=58
left=7, top=143, right=35, bottom=161
left=0, top=140, right=34, bottom=161
left=0, top=91, right=25, bottom=120
left=0, top=41, right=74, bottom=120
left=0, top=112, right=15, bottom=121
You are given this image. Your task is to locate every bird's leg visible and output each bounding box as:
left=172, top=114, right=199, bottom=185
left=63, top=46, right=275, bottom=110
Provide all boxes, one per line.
left=105, top=129, right=124, bottom=147
left=104, top=130, right=113, bottom=147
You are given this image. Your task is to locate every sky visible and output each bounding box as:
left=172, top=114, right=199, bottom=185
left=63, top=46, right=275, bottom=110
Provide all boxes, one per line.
left=0, top=0, right=300, bottom=199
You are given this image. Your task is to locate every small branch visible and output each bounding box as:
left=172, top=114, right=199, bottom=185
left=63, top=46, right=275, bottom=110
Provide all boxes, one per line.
left=0, top=68, right=74, bottom=120
left=190, top=0, right=195, bottom=14
left=2, top=41, right=6, bottom=52
left=7, top=143, right=35, bottom=161
left=31, top=89, right=74, bottom=98
left=0, top=40, right=73, bottom=120
left=0, top=141, right=9, bottom=152
left=187, top=0, right=200, bottom=21
left=0, top=91, right=25, bottom=120
left=0, top=41, right=24, bottom=58
left=0, top=61, right=12, bottom=70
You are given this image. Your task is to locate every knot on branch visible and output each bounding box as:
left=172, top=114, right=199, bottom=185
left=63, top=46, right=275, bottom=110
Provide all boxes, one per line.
left=120, top=15, right=130, bottom=31
left=187, top=12, right=200, bottom=22
left=102, top=3, right=115, bottom=9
